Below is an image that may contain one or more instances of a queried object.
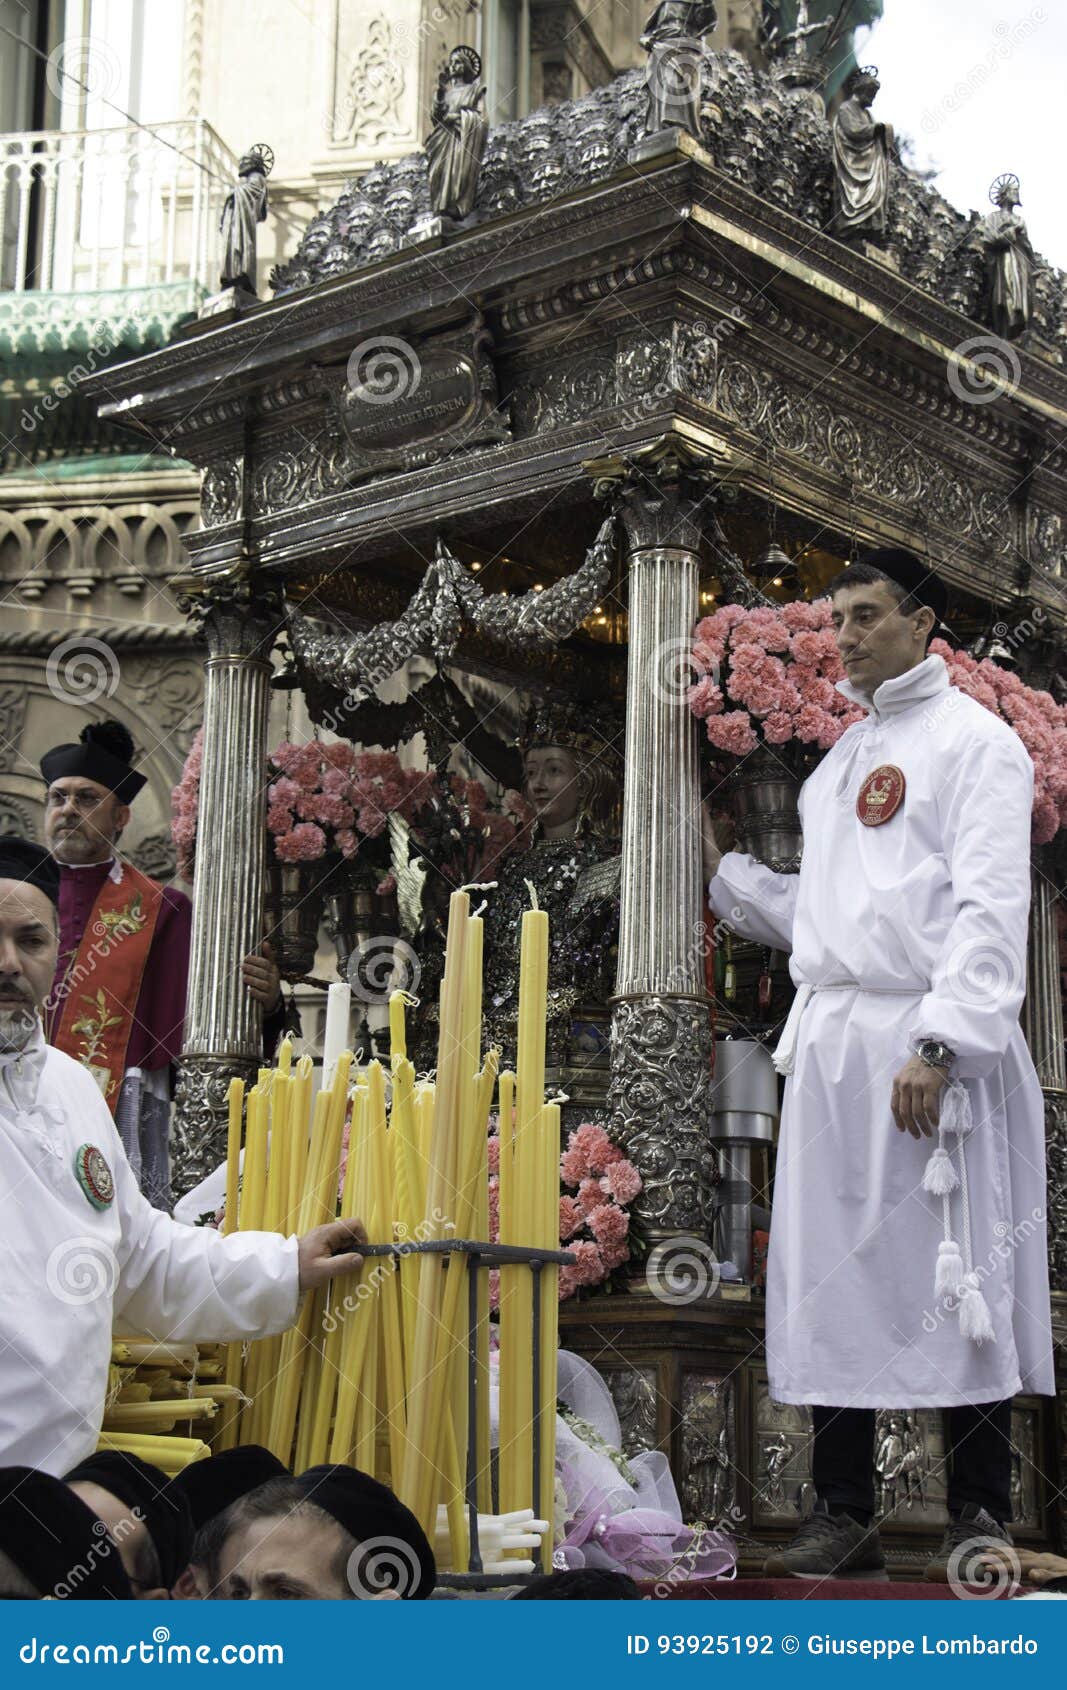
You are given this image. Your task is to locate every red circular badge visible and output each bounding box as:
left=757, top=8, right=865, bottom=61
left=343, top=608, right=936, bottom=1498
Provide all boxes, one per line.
left=856, top=764, right=906, bottom=826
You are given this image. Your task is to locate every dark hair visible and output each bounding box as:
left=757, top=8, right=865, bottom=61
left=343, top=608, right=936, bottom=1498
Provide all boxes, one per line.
left=212, top=1479, right=355, bottom=1596
left=189, top=1505, right=236, bottom=1593
left=511, top=1567, right=642, bottom=1600
left=826, top=562, right=937, bottom=651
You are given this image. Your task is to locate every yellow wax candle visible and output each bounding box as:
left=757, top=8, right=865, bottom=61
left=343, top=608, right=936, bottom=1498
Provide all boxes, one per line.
left=223, top=1079, right=243, bottom=1237
left=537, top=1101, right=561, bottom=1566
left=389, top=991, right=407, bottom=1060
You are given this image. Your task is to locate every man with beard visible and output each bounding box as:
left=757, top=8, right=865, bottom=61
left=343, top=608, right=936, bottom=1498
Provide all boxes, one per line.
left=41, top=720, right=283, bottom=1205
left=0, top=838, right=366, bottom=1477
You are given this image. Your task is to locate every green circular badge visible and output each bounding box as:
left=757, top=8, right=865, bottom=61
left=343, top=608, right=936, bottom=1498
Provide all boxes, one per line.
left=73, top=1144, right=115, bottom=1211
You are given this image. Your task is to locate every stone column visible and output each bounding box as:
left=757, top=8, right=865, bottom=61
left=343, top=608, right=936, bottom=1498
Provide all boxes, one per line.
left=1023, top=852, right=1066, bottom=1089
left=605, top=462, right=715, bottom=1243
left=171, top=577, right=282, bottom=1195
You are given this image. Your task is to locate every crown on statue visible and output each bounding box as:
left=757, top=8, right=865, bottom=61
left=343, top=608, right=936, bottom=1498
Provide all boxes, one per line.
left=518, top=697, right=620, bottom=767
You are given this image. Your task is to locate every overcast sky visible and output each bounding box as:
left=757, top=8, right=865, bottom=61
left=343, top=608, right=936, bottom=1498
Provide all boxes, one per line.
left=854, top=1, right=1063, bottom=269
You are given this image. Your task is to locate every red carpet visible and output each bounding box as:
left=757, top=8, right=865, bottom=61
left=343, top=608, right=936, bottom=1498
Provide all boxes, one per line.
left=642, top=1576, right=1003, bottom=1600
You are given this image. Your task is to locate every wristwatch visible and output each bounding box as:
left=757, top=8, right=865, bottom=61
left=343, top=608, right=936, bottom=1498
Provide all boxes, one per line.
left=913, top=1038, right=956, bottom=1074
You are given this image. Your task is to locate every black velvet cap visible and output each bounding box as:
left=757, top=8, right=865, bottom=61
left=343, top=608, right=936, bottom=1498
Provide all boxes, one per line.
left=40, top=720, right=146, bottom=803
left=294, top=1464, right=436, bottom=1599
left=0, top=1466, right=133, bottom=1599
left=0, top=837, right=60, bottom=905
left=170, top=1445, right=288, bottom=1533
left=65, top=1451, right=193, bottom=1593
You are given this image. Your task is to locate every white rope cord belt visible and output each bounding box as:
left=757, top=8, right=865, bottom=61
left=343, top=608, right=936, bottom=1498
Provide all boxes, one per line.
left=771, top=980, right=994, bottom=1348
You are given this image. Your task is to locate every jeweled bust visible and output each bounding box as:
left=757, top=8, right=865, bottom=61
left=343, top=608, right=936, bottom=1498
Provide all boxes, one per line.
left=481, top=698, right=622, bottom=1070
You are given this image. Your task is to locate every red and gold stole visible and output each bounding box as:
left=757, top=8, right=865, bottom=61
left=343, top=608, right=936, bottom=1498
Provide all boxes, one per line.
left=47, top=863, right=163, bottom=1113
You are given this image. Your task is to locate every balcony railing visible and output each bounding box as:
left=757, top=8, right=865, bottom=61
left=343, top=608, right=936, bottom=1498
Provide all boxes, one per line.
left=1, top=119, right=240, bottom=296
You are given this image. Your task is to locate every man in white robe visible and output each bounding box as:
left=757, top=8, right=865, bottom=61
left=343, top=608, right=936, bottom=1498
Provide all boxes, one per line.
left=0, top=839, right=366, bottom=1479
left=705, top=550, right=1054, bottom=1581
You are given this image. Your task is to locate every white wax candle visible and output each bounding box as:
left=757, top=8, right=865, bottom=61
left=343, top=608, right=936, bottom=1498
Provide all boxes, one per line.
left=322, top=982, right=351, bottom=1089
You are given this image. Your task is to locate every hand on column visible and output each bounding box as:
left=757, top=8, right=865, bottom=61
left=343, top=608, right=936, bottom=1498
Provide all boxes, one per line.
left=242, top=939, right=282, bottom=1012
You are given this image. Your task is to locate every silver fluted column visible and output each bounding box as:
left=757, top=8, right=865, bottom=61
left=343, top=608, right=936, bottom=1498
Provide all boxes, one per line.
left=605, top=463, right=716, bottom=1243
left=171, top=577, right=282, bottom=1195
left=1023, top=851, right=1066, bottom=1089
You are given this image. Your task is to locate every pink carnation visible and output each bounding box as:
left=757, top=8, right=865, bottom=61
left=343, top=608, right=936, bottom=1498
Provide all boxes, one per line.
left=559, top=1195, right=583, bottom=1241
left=273, top=822, right=326, bottom=862
left=599, top=1158, right=642, bottom=1205
left=577, top=1177, right=605, bottom=1214
left=763, top=710, right=794, bottom=744
left=568, top=1240, right=608, bottom=1287
left=587, top=1203, right=630, bottom=1248
left=568, top=1122, right=622, bottom=1174
left=705, top=712, right=758, bottom=755
left=688, top=676, right=724, bottom=717
left=487, top=1136, right=500, bottom=1176
left=559, top=1144, right=589, bottom=1185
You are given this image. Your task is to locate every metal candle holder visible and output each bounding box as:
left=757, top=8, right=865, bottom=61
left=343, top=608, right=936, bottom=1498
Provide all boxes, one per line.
left=355, top=1237, right=576, bottom=1590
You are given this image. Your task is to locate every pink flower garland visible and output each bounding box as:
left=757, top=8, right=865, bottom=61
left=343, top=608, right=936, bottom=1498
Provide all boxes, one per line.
left=930, top=639, right=1067, bottom=844
left=689, top=599, right=865, bottom=756
left=686, top=602, right=1067, bottom=842
left=487, top=1117, right=642, bottom=1303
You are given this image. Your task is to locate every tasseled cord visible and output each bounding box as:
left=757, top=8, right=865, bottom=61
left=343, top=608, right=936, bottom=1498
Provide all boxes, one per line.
left=921, top=1078, right=996, bottom=1346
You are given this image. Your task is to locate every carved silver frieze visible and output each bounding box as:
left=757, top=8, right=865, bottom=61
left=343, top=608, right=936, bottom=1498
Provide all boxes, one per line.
left=608, top=995, right=716, bottom=1237
left=681, top=1373, right=736, bottom=1526
left=603, top=1366, right=661, bottom=1458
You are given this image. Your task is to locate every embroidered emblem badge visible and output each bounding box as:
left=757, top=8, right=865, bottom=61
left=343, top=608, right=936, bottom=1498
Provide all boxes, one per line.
left=73, top=1143, right=115, bottom=1210
left=856, top=764, right=906, bottom=826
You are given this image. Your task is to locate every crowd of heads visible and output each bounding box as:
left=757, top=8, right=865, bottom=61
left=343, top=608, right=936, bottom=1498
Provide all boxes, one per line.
left=0, top=1450, right=641, bottom=1601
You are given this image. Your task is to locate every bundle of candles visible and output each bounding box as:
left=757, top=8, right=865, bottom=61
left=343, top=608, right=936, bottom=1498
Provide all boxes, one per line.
left=99, top=1340, right=222, bottom=1473
left=214, top=888, right=562, bottom=1571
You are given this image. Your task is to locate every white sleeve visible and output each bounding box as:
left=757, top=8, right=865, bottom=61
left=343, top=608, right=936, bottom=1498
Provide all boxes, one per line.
left=906, top=727, right=1034, bottom=1081
left=707, top=850, right=799, bottom=952
left=104, top=1108, right=301, bottom=1343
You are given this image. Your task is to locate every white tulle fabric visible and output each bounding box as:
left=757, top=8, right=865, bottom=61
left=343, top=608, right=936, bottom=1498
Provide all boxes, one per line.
left=491, top=1349, right=736, bottom=1584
